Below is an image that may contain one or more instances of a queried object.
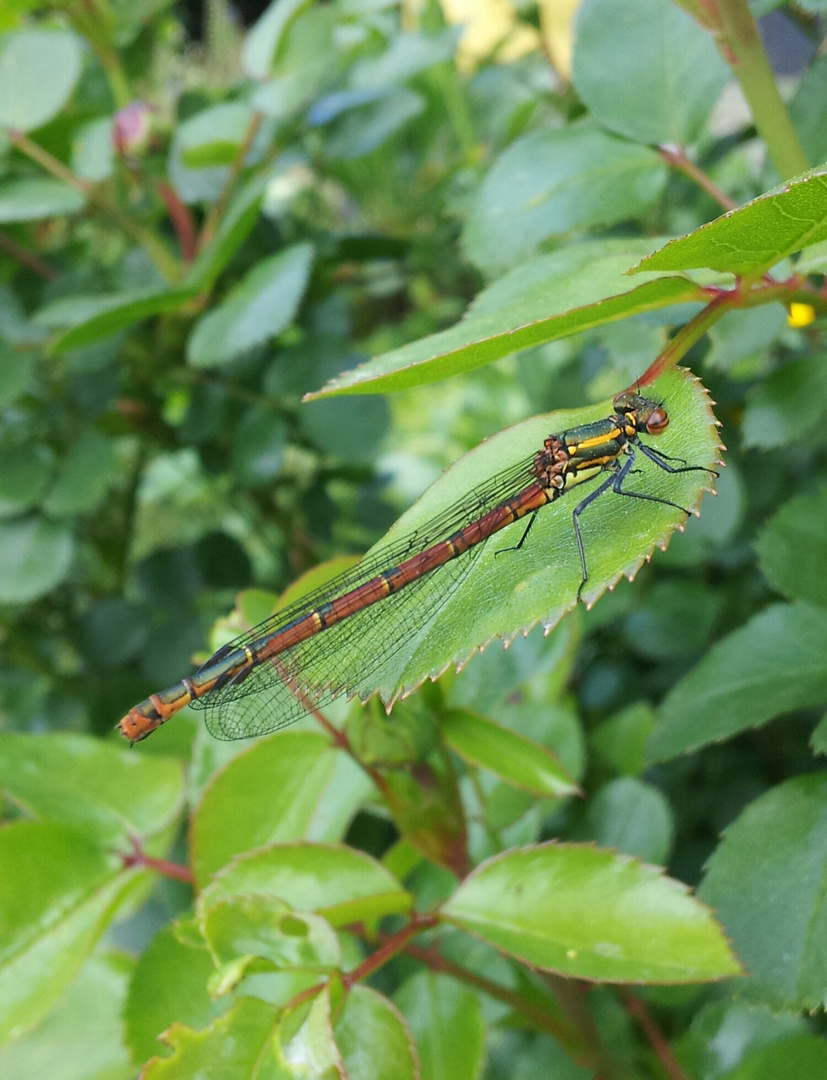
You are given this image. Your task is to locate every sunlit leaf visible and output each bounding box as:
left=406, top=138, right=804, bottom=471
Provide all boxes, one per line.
left=634, top=166, right=827, bottom=276
left=442, top=841, right=741, bottom=982
left=310, top=241, right=703, bottom=396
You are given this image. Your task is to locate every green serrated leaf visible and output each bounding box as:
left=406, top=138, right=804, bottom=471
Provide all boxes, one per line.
left=756, top=487, right=827, bottom=608
left=0, top=732, right=185, bottom=846
left=442, top=709, right=578, bottom=797
left=0, top=821, right=136, bottom=1043
left=124, top=924, right=229, bottom=1067
left=335, top=985, right=418, bottom=1080
left=202, top=894, right=340, bottom=971
left=647, top=603, right=827, bottom=762
left=699, top=774, right=827, bottom=1010
left=310, top=242, right=702, bottom=396
left=186, top=243, right=314, bottom=368
left=462, top=124, right=666, bottom=275
left=442, top=841, right=741, bottom=982
left=37, top=288, right=196, bottom=355
left=586, top=777, right=674, bottom=864
left=719, top=1035, right=827, bottom=1080
left=142, top=995, right=281, bottom=1080
left=199, top=841, right=412, bottom=926
left=295, top=369, right=719, bottom=722
left=572, top=0, right=728, bottom=146
left=190, top=732, right=338, bottom=885
left=395, top=971, right=484, bottom=1080
left=633, top=167, right=827, bottom=276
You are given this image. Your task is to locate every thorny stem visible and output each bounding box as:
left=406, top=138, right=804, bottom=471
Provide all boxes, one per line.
left=6, top=130, right=180, bottom=283
left=284, top=677, right=395, bottom=802
left=341, top=914, right=439, bottom=990
left=157, top=181, right=197, bottom=263
left=400, top=940, right=578, bottom=1045
left=619, top=988, right=690, bottom=1080
left=633, top=288, right=738, bottom=387
left=546, top=974, right=637, bottom=1080
left=123, top=836, right=194, bottom=885
left=658, top=144, right=736, bottom=211
left=198, top=111, right=264, bottom=251
left=0, top=230, right=57, bottom=279
left=715, top=0, right=810, bottom=179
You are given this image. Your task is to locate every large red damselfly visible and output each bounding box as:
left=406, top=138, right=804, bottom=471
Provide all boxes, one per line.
left=119, top=390, right=715, bottom=744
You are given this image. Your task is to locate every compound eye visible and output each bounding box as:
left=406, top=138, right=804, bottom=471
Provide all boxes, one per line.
left=646, top=407, right=669, bottom=435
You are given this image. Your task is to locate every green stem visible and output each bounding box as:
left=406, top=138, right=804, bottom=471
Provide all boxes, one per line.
left=198, top=110, right=264, bottom=250
left=658, top=144, right=736, bottom=211
left=401, top=941, right=581, bottom=1046
left=70, top=0, right=132, bottom=108
left=716, top=0, right=810, bottom=179
left=6, top=130, right=180, bottom=283
left=546, top=975, right=640, bottom=1080
left=635, top=288, right=739, bottom=386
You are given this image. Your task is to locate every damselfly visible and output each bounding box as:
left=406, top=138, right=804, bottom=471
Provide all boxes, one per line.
left=119, top=390, right=715, bottom=744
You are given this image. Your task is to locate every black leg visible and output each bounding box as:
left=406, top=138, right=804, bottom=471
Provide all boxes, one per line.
left=495, top=507, right=540, bottom=556
left=637, top=441, right=718, bottom=477
left=572, top=458, right=632, bottom=599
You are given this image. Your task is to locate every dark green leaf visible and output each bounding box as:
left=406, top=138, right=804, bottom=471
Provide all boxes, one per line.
left=462, top=125, right=666, bottom=274
left=572, top=0, right=728, bottom=145
left=37, top=288, right=196, bottom=354
left=186, top=243, right=314, bottom=368
left=441, top=709, right=578, bottom=797
left=311, top=241, right=702, bottom=396
left=647, top=603, right=827, bottom=762
left=756, top=488, right=827, bottom=608
left=0, top=950, right=133, bottom=1080
left=0, top=516, right=74, bottom=603
left=198, top=842, right=412, bottom=926
left=231, top=408, right=287, bottom=486
left=0, top=28, right=83, bottom=132
left=699, top=774, right=827, bottom=1010
left=0, top=343, right=34, bottom=405
left=674, top=1000, right=805, bottom=1080
left=184, top=172, right=268, bottom=290
left=0, top=732, right=185, bottom=846
left=442, top=842, right=741, bottom=982
left=0, top=443, right=53, bottom=517
left=634, top=166, right=827, bottom=276
left=323, top=88, right=425, bottom=161
left=0, top=178, right=86, bottom=223
left=395, top=971, right=485, bottom=1080
left=589, top=702, right=656, bottom=777
left=719, top=1036, right=827, bottom=1080
left=43, top=431, right=117, bottom=516
left=623, top=580, right=721, bottom=660
left=586, top=777, right=673, bottom=863
left=741, top=357, right=827, bottom=449
left=0, top=821, right=136, bottom=1043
